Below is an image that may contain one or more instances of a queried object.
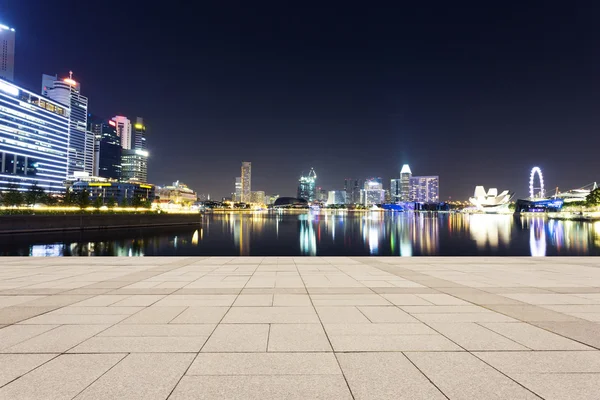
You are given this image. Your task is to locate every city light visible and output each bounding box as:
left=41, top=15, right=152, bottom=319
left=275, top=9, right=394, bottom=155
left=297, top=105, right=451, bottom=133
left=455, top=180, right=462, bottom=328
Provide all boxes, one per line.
left=63, top=78, right=77, bottom=86
left=0, top=81, right=19, bottom=96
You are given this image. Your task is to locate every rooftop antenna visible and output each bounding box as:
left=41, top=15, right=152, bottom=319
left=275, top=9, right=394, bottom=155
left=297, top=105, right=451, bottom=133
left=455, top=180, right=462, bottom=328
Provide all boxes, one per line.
left=69, top=71, right=73, bottom=80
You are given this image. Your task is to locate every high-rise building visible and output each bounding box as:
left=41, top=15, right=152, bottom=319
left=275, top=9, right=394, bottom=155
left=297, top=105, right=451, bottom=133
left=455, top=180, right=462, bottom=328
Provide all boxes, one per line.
left=133, top=117, right=146, bottom=151
left=251, top=190, right=266, bottom=204
left=297, top=167, right=317, bottom=201
left=121, top=149, right=148, bottom=183
left=400, top=164, right=412, bottom=201
left=344, top=178, right=362, bottom=204
left=316, top=187, right=328, bottom=202
left=241, top=162, right=251, bottom=202
left=409, top=176, right=439, bottom=203
left=112, top=116, right=132, bottom=150
left=0, top=24, right=15, bottom=81
left=234, top=177, right=242, bottom=202
left=88, top=115, right=121, bottom=180
left=361, top=178, right=385, bottom=205
left=0, top=78, right=69, bottom=192
left=43, top=73, right=93, bottom=177
left=390, top=178, right=401, bottom=202
left=327, top=190, right=346, bottom=205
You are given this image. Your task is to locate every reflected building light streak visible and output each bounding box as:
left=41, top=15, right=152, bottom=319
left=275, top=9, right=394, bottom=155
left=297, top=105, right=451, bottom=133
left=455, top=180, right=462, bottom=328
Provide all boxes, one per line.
left=299, top=220, right=316, bottom=255
left=192, top=230, right=199, bottom=246
left=530, top=219, right=546, bottom=256
left=469, top=214, right=511, bottom=250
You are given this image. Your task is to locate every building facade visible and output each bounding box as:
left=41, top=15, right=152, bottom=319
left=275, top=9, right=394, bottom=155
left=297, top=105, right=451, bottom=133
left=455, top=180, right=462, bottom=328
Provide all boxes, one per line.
left=251, top=190, right=266, bottom=205
left=121, top=149, right=148, bottom=183
left=409, top=175, right=439, bottom=203
left=327, top=190, right=346, bottom=205
left=0, top=78, right=70, bottom=192
left=43, top=73, right=93, bottom=177
left=112, top=116, right=132, bottom=150
left=400, top=164, right=412, bottom=201
left=88, top=115, right=121, bottom=180
left=133, top=117, right=146, bottom=151
left=0, top=24, right=15, bottom=81
left=361, top=178, right=385, bottom=206
left=233, top=176, right=242, bottom=202
left=344, top=178, right=362, bottom=204
left=297, top=168, right=317, bottom=202
left=390, top=178, right=401, bottom=202
left=71, top=180, right=154, bottom=205
left=241, top=161, right=251, bottom=203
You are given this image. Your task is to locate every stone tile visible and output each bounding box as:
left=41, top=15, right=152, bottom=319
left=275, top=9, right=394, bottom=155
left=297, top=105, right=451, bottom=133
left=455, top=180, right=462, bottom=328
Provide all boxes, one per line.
left=0, top=354, right=125, bottom=400
left=74, top=353, right=194, bottom=400
left=311, top=294, right=390, bottom=306
left=70, top=336, right=207, bottom=353
left=121, top=306, right=187, bottom=324
left=315, top=306, right=371, bottom=323
left=16, top=295, right=92, bottom=308
left=272, top=294, right=312, bottom=306
left=169, top=306, right=228, bottom=324
left=400, top=305, right=493, bottom=313
left=329, top=333, right=461, bottom=351
left=222, top=307, right=319, bottom=323
left=487, top=303, right=587, bottom=321
left=357, top=306, right=419, bottom=322
left=268, top=324, right=331, bottom=352
left=202, top=324, right=268, bottom=352
left=324, top=323, right=437, bottom=336
left=509, top=373, right=600, bottom=400
left=48, top=306, right=142, bottom=315
left=110, top=294, right=166, bottom=306
left=70, top=295, right=131, bottom=307
left=5, top=325, right=109, bottom=353
left=188, top=352, right=341, bottom=375
left=19, top=313, right=129, bottom=325
left=337, top=352, right=446, bottom=399
left=531, top=320, right=600, bottom=348
left=406, top=352, right=541, bottom=400
left=0, top=295, right=43, bottom=308
left=475, top=351, right=600, bottom=373
left=503, top=293, right=598, bottom=305
left=154, top=294, right=236, bottom=307
left=381, top=294, right=434, bottom=305
left=169, top=375, right=352, bottom=400
left=480, top=322, right=593, bottom=350
left=0, top=306, right=57, bottom=324
left=413, top=312, right=516, bottom=323
left=0, top=324, right=58, bottom=350
left=429, top=322, right=528, bottom=350
left=440, top=288, right=525, bottom=305
left=570, top=312, right=600, bottom=321
left=98, top=323, right=215, bottom=337
left=232, top=294, right=273, bottom=306
left=0, top=354, right=57, bottom=387
left=417, top=293, right=472, bottom=305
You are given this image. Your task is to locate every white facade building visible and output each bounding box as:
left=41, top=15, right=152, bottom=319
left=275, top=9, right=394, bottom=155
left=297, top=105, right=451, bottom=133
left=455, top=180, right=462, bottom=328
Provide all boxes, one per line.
left=112, top=116, right=132, bottom=150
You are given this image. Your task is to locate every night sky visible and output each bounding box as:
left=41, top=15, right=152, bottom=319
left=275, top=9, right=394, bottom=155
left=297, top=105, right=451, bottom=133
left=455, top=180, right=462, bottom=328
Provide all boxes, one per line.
left=2, top=1, right=598, bottom=200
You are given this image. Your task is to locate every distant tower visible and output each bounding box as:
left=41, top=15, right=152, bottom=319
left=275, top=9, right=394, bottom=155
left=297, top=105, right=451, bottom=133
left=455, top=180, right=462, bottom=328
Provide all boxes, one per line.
left=241, top=162, right=252, bottom=202
left=0, top=24, right=15, bottom=81
left=400, top=164, right=412, bottom=201
left=112, top=116, right=132, bottom=150
left=133, top=117, right=146, bottom=151
left=297, top=168, right=317, bottom=201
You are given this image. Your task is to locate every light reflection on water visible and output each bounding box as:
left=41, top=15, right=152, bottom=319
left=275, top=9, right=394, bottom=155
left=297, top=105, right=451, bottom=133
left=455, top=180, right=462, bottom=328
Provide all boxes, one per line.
left=4, top=211, right=600, bottom=256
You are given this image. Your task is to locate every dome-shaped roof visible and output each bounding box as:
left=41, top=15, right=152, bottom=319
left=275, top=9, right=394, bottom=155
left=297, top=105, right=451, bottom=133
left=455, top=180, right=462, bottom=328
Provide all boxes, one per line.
left=273, top=197, right=308, bottom=208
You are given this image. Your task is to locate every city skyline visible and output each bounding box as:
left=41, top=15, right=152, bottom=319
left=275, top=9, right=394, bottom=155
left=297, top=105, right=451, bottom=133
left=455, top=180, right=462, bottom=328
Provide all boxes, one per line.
left=2, top=2, right=598, bottom=199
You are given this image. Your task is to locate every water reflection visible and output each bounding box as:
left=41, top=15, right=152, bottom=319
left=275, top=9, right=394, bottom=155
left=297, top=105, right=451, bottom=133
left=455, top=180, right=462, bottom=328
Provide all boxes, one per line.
left=3, top=212, right=600, bottom=256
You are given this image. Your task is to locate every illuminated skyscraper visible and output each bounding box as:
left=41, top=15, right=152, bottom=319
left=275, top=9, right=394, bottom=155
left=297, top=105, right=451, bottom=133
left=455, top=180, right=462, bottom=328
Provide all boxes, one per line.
left=0, top=24, right=15, bottom=81
left=297, top=167, right=317, bottom=201
left=241, top=161, right=251, bottom=202
left=234, top=177, right=242, bottom=202
left=251, top=190, right=266, bottom=204
left=0, top=78, right=69, bottom=192
left=410, top=176, right=439, bottom=202
left=112, top=116, right=132, bottom=150
left=121, top=149, right=148, bottom=183
left=400, top=164, right=412, bottom=201
left=361, top=177, right=385, bottom=205
left=133, top=117, right=146, bottom=151
left=390, top=178, right=401, bottom=202
left=43, top=72, right=93, bottom=177
left=344, top=178, right=362, bottom=204
left=88, top=115, right=121, bottom=180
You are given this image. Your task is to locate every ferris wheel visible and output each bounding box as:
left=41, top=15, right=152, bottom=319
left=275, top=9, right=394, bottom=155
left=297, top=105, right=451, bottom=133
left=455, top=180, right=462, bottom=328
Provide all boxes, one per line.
left=529, top=167, right=545, bottom=199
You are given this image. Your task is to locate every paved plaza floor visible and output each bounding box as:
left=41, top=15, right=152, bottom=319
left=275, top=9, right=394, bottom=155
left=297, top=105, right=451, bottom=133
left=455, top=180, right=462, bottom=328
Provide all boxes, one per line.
left=0, top=257, right=600, bottom=399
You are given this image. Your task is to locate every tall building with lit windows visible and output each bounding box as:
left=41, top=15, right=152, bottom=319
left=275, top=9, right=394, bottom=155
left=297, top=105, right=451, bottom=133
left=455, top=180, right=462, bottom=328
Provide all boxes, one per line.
left=112, top=116, right=132, bottom=150
left=400, top=164, right=412, bottom=201
left=233, top=177, right=242, bottom=201
left=390, top=178, right=401, bottom=202
left=297, top=167, right=317, bottom=201
left=0, top=78, right=70, bottom=192
left=43, top=73, right=93, bottom=177
left=133, top=117, right=146, bottom=151
left=409, top=176, right=439, bottom=203
left=0, top=24, right=15, bottom=81
left=88, top=115, right=121, bottom=180
left=360, top=177, right=385, bottom=205
left=241, top=162, right=251, bottom=202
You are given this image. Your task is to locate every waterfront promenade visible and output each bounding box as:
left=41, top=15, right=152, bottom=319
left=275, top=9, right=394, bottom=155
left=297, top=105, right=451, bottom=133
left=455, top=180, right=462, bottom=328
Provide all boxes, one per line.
left=0, top=257, right=599, bottom=399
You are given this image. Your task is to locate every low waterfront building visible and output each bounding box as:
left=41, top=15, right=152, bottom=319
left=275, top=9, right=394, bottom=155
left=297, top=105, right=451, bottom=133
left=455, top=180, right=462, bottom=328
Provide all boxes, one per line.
left=156, top=181, right=197, bottom=205
left=0, top=78, right=70, bottom=193
left=251, top=190, right=266, bottom=205
left=70, top=179, right=155, bottom=205
left=327, top=190, right=346, bottom=205
left=273, top=197, right=308, bottom=208
left=267, top=194, right=280, bottom=205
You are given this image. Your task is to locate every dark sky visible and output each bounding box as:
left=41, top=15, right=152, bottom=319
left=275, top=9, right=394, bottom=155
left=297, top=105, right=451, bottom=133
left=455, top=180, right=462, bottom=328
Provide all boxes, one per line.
left=2, top=1, right=599, bottom=199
